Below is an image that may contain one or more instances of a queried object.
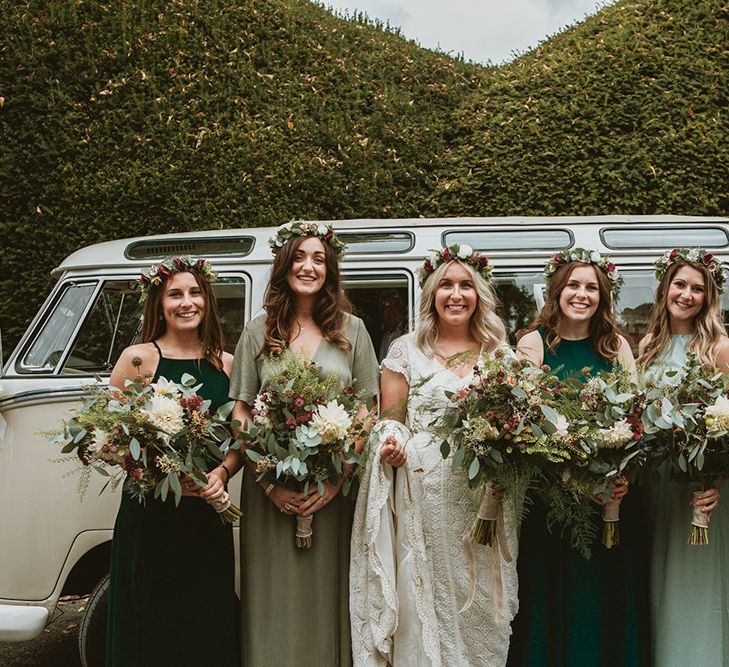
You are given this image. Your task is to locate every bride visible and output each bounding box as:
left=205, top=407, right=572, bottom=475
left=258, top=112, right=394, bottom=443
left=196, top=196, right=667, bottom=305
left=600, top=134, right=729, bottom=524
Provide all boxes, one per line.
left=351, top=246, right=519, bottom=666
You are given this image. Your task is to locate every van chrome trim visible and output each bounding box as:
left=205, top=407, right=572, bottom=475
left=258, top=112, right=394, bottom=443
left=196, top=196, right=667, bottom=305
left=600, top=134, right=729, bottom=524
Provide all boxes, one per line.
left=0, top=386, right=93, bottom=410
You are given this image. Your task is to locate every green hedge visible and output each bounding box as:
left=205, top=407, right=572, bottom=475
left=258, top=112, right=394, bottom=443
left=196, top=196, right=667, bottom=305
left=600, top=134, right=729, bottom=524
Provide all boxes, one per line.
left=1, top=0, right=726, bottom=352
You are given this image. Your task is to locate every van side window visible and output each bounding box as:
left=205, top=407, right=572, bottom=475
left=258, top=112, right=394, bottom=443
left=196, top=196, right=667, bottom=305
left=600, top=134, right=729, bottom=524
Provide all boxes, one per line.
left=493, top=274, right=543, bottom=343
left=62, top=281, right=142, bottom=375
left=214, top=278, right=247, bottom=354
left=19, top=283, right=97, bottom=372
left=344, top=273, right=410, bottom=362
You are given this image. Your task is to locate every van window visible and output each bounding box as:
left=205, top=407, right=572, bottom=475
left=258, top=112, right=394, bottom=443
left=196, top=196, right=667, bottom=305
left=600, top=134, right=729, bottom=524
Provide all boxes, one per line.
left=444, top=229, right=572, bottom=251
left=58, top=276, right=247, bottom=376
left=601, top=227, right=729, bottom=250
left=125, top=237, right=255, bottom=260
left=19, top=282, right=97, bottom=372
left=493, top=273, right=543, bottom=342
left=344, top=273, right=410, bottom=361
left=337, top=232, right=414, bottom=254
left=62, top=281, right=141, bottom=374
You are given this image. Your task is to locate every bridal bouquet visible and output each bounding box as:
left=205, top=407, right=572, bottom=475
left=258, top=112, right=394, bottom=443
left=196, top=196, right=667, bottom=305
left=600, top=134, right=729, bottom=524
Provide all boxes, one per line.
left=242, top=349, right=371, bottom=549
left=436, top=350, right=584, bottom=547
left=558, top=367, right=643, bottom=549
left=51, top=371, right=243, bottom=524
left=640, top=355, right=729, bottom=545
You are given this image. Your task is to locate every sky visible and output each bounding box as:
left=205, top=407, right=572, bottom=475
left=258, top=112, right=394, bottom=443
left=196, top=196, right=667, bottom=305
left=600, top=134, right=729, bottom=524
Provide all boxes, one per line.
left=323, top=0, right=613, bottom=65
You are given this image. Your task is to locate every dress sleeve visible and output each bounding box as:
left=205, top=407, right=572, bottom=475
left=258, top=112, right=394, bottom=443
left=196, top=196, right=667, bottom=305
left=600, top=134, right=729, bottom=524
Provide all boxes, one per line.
left=228, top=324, right=262, bottom=404
left=351, top=317, right=380, bottom=400
left=381, top=335, right=410, bottom=383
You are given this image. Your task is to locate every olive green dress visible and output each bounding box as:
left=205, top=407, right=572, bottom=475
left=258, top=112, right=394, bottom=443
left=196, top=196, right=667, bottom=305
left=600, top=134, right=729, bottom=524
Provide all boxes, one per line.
left=507, top=334, right=649, bottom=667
left=230, top=313, right=379, bottom=666
left=106, top=351, right=238, bottom=667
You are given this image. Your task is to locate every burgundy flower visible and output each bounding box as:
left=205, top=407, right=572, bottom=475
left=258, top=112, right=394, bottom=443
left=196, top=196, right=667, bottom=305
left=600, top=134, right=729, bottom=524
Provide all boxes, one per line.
left=669, top=248, right=679, bottom=261
left=286, top=417, right=296, bottom=430
left=442, top=247, right=452, bottom=261
left=703, top=253, right=714, bottom=265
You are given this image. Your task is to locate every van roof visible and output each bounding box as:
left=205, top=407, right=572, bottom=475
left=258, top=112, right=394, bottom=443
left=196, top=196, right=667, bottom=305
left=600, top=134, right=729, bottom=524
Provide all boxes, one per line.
left=54, top=215, right=729, bottom=275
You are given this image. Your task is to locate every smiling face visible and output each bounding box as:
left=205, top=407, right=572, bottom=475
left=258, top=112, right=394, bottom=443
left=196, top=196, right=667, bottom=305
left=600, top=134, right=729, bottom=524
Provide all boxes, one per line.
left=160, top=271, right=206, bottom=332
left=286, top=236, right=327, bottom=297
left=558, top=264, right=600, bottom=324
left=434, top=262, right=477, bottom=328
left=666, top=264, right=705, bottom=326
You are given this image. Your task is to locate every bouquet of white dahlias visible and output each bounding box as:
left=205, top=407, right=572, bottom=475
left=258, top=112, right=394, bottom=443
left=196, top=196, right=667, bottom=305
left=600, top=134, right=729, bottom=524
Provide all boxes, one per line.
left=243, top=349, right=372, bottom=548
left=51, top=371, right=242, bottom=523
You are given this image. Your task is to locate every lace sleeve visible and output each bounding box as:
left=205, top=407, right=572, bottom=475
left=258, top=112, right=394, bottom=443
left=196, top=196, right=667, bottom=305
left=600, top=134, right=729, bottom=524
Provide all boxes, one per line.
left=381, top=335, right=410, bottom=383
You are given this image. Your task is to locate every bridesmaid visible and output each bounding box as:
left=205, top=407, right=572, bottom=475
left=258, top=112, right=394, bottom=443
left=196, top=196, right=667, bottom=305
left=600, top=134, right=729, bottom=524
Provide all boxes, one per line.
left=106, top=257, right=238, bottom=666
left=508, top=248, right=648, bottom=667
left=227, top=222, right=379, bottom=665
left=638, top=248, right=729, bottom=666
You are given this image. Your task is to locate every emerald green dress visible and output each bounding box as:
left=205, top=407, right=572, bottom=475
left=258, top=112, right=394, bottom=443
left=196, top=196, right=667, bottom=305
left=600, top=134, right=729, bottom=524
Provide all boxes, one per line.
left=507, top=334, right=649, bottom=667
left=106, top=349, right=238, bottom=667
left=230, top=313, right=379, bottom=666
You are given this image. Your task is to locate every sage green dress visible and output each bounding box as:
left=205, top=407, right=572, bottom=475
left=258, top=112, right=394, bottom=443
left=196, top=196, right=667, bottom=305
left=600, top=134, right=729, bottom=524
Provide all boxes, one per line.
left=645, top=335, right=729, bottom=666
left=507, top=334, right=649, bottom=667
left=230, top=313, right=379, bottom=666
left=106, top=351, right=238, bottom=667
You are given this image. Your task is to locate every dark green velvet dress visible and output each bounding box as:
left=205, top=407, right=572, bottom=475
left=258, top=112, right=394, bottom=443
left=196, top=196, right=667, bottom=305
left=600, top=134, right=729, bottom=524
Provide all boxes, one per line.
left=507, top=334, right=649, bottom=667
left=106, top=353, right=238, bottom=667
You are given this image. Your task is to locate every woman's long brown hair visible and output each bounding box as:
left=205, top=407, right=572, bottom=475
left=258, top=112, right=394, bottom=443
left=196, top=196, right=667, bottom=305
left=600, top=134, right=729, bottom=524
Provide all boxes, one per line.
left=260, top=235, right=352, bottom=356
left=140, top=269, right=225, bottom=371
left=518, top=261, right=622, bottom=362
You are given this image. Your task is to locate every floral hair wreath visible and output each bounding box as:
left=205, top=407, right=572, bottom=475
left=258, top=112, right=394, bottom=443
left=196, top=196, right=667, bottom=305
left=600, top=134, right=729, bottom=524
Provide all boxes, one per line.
left=417, top=244, right=493, bottom=286
left=654, top=248, right=726, bottom=293
left=138, top=256, right=217, bottom=303
left=544, top=248, right=622, bottom=294
left=269, top=221, right=346, bottom=259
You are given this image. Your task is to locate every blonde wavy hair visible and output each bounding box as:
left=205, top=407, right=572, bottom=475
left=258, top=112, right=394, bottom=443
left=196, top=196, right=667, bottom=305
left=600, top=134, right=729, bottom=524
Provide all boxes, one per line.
left=415, top=260, right=507, bottom=357
left=639, top=261, right=727, bottom=369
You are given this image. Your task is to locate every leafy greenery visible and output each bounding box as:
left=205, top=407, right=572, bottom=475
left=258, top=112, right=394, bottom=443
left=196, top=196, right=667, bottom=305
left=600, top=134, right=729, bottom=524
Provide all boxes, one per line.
left=1, top=0, right=726, bottom=351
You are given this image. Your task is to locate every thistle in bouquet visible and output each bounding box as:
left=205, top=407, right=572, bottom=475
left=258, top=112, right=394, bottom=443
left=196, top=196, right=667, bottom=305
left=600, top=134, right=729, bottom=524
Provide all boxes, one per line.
left=436, top=350, right=584, bottom=548
left=564, top=366, right=643, bottom=549
left=640, top=354, right=729, bottom=545
left=241, top=349, right=372, bottom=549
left=51, top=370, right=243, bottom=524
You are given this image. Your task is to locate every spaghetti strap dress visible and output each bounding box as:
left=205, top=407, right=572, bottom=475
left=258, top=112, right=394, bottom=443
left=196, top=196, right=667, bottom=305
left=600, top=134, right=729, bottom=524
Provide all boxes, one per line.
left=507, top=333, right=649, bottom=667
left=645, top=335, right=729, bottom=666
left=105, top=344, right=238, bottom=667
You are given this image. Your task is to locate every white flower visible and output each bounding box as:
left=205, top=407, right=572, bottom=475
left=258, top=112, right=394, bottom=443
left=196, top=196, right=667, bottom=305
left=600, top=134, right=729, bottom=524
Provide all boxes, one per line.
left=317, top=224, right=328, bottom=236
left=254, top=414, right=272, bottom=428
left=590, top=250, right=601, bottom=263
left=596, top=419, right=633, bottom=448
left=553, top=412, right=570, bottom=437
left=89, top=428, right=108, bottom=453
left=142, top=394, right=185, bottom=436
left=706, top=395, right=729, bottom=432
left=687, top=248, right=700, bottom=262
left=457, top=244, right=473, bottom=259
left=152, top=376, right=181, bottom=398
left=429, top=251, right=439, bottom=265
left=310, top=400, right=352, bottom=444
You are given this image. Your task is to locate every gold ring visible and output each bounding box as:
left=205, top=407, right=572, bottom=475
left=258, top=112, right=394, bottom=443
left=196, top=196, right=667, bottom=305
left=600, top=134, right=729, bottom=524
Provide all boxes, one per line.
left=284, top=503, right=291, bottom=511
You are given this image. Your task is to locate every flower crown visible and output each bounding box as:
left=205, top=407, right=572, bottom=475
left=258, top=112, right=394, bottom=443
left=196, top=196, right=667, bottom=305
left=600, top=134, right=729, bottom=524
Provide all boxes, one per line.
left=544, top=248, right=622, bottom=294
left=269, top=221, right=346, bottom=259
left=654, top=248, right=726, bottom=293
left=417, top=244, right=493, bottom=286
left=138, top=256, right=217, bottom=302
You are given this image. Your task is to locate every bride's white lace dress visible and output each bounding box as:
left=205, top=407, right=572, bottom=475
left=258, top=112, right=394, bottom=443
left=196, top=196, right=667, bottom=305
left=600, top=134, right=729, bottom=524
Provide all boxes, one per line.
left=350, top=334, right=519, bottom=666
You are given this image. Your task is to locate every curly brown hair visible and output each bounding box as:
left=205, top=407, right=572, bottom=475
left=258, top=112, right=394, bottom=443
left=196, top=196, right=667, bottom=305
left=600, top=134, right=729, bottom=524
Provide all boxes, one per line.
left=140, top=268, right=225, bottom=370
left=518, top=261, right=622, bottom=362
left=259, top=235, right=352, bottom=356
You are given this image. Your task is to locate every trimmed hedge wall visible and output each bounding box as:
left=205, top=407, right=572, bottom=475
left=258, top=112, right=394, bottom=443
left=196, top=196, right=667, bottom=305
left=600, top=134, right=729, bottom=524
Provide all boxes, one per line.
left=1, top=0, right=726, bottom=351
left=429, top=0, right=728, bottom=216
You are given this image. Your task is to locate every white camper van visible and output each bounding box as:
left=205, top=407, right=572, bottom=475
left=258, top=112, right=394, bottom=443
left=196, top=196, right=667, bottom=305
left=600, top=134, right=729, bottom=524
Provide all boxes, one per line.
left=1, top=215, right=728, bottom=665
